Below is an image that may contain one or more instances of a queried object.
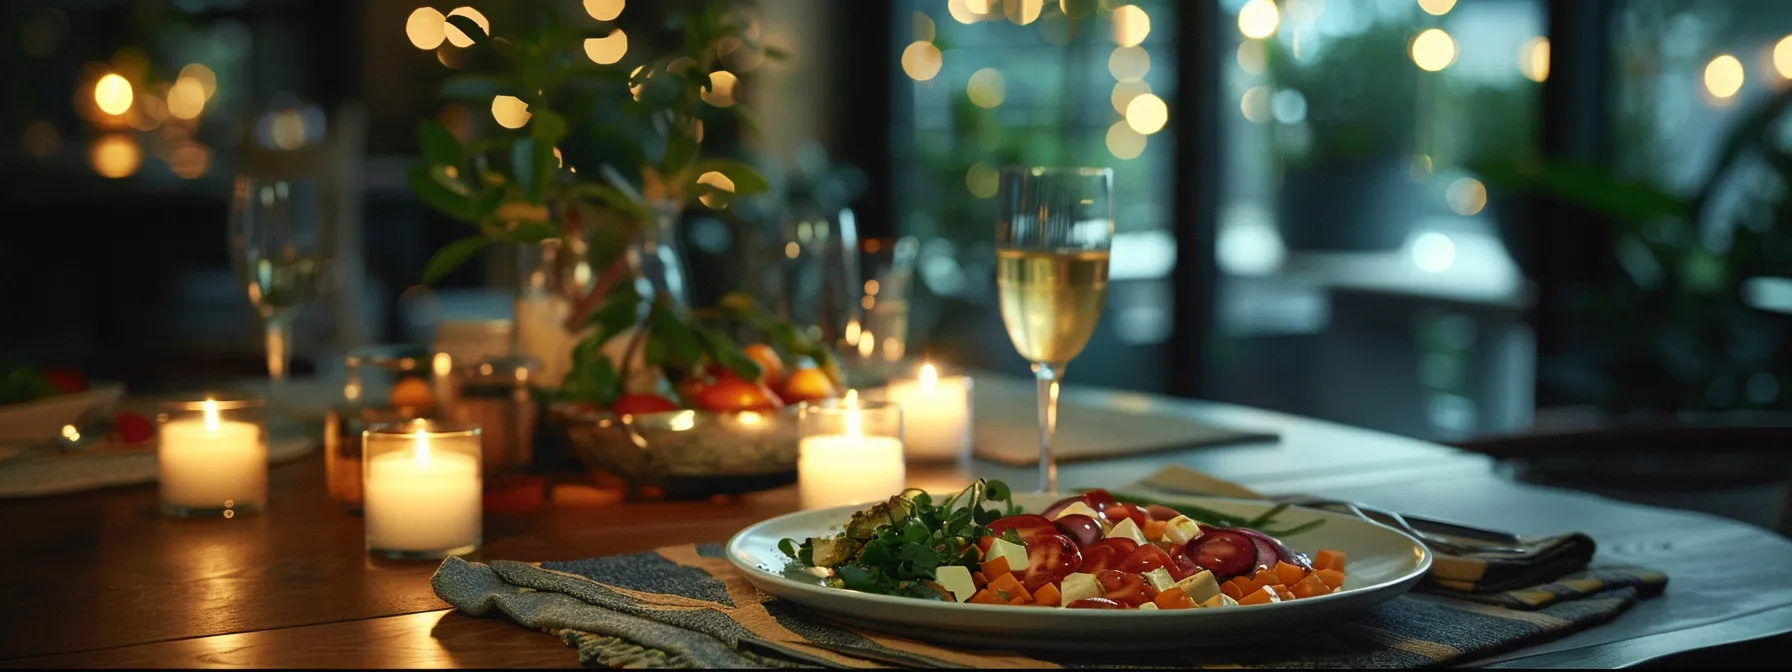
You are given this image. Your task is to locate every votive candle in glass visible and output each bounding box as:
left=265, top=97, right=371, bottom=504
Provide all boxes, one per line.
left=362, top=420, right=483, bottom=560
left=797, top=391, right=905, bottom=510
left=157, top=397, right=267, bottom=518
left=881, top=363, right=973, bottom=463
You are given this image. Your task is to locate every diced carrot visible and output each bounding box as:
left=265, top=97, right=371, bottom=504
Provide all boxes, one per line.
left=1153, top=586, right=1197, bottom=610
left=988, top=572, right=1023, bottom=594
left=1007, top=595, right=1030, bottom=606
left=1143, top=519, right=1168, bottom=541
left=1253, top=568, right=1282, bottom=588
left=1273, top=560, right=1308, bottom=587
left=1237, top=586, right=1282, bottom=605
left=972, top=571, right=990, bottom=588
left=1314, top=549, right=1346, bottom=573
left=969, top=588, right=1006, bottom=605
left=1219, top=580, right=1244, bottom=601
left=1033, top=582, right=1062, bottom=606
left=1314, top=569, right=1346, bottom=590
left=1273, top=586, right=1296, bottom=602
left=980, top=555, right=1012, bottom=581
left=1290, top=574, right=1332, bottom=599
left=1229, top=575, right=1261, bottom=596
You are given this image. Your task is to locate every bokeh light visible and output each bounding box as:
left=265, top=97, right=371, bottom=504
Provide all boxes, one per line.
left=966, top=162, right=999, bottom=198
left=1111, top=80, right=1151, bottom=115
left=178, top=63, right=217, bottom=100
left=1417, top=0, right=1456, bottom=16
left=1108, top=46, right=1150, bottom=82
left=914, top=12, right=936, bottom=41
left=1124, top=93, right=1168, bottom=134
left=1520, top=37, right=1550, bottom=83
left=585, top=29, right=627, bottom=65
left=702, top=70, right=738, bottom=107
left=901, top=41, right=943, bottom=81
left=947, top=0, right=981, bottom=24
left=1005, top=0, right=1044, bottom=25
left=444, top=7, right=488, bottom=48
left=492, top=95, right=531, bottom=129
left=94, top=73, right=132, bottom=116
left=1446, top=177, right=1487, bottom=216
left=968, top=68, right=1006, bottom=108
left=1776, top=36, right=1792, bottom=79
left=1105, top=121, right=1146, bottom=159
left=167, top=77, right=207, bottom=120
left=584, top=0, right=624, bottom=21
left=406, top=7, right=446, bottom=50
left=1237, top=40, right=1266, bottom=74
left=167, top=142, right=211, bottom=179
left=1240, top=86, right=1272, bottom=123
left=1411, top=29, right=1457, bottom=72
left=1705, top=54, right=1744, bottom=99
left=697, top=170, right=735, bottom=209
left=1238, top=0, right=1280, bottom=40
left=1112, top=5, right=1150, bottom=47
left=90, top=133, right=141, bottom=178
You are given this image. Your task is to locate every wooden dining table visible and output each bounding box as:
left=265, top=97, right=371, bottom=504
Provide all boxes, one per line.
left=1, top=376, right=1789, bottom=668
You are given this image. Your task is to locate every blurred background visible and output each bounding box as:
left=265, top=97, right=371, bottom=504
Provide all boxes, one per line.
left=4, top=0, right=1792, bottom=524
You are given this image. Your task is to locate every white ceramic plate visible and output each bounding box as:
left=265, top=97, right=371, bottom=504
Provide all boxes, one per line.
left=0, top=383, right=125, bottom=443
left=727, top=493, right=1431, bottom=650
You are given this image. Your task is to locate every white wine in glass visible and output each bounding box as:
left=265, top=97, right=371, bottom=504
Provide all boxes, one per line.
left=994, top=167, right=1114, bottom=494
left=229, top=176, right=329, bottom=392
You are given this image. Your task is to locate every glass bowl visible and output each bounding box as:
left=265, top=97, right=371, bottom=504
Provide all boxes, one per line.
left=550, top=403, right=800, bottom=499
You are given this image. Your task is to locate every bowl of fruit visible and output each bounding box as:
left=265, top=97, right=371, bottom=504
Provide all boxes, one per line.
left=549, top=291, right=846, bottom=499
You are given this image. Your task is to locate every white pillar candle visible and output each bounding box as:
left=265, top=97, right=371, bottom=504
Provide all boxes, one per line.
left=364, top=431, right=483, bottom=555
left=883, top=363, right=973, bottom=462
left=158, top=400, right=267, bottom=514
left=798, top=391, right=906, bottom=510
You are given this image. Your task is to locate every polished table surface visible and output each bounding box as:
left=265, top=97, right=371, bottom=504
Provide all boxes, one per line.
left=1, top=377, right=1790, bottom=668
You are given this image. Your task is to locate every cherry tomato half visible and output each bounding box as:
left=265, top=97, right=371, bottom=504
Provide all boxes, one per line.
left=987, top=514, right=1057, bottom=543
left=1095, top=569, right=1157, bottom=607
left=1120, top=542, right=1174, bottom=576
left=1101, top=503, right=1148, bottom=527
left=1021, top=533, right=1083, bottom=592
left=1078, top=537, right=1139, bottom=574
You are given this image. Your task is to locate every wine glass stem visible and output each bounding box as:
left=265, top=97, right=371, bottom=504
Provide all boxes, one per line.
left=1032, top=362, right=1062, bottom=494
left=265, top=315, right=291, bottom=389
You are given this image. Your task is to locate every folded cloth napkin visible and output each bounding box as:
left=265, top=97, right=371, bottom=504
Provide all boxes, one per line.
left=432, top=468, right=1668, bottom=669
left=1134, top=465, right=1635, bottom=609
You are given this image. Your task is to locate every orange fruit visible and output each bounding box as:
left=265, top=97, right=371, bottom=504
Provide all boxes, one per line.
left=742, top=344, right=784, bottom=387
left=390, top=376, right=434, bottom=408
left=696, top=377, right=785, bottom=413
left=777, top=366, right=839, bottom=404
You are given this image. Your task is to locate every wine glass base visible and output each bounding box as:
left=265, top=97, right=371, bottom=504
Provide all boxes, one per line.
left=160, top=501, right=265, bottom=518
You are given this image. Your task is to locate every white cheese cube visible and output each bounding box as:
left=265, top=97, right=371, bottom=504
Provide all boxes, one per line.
left=805, top=566, right=835, bottom=579
left=1054, top=501, right=1102, bottom=522
left=1057, top=572, right=1102, bottom=606
left=1173, top=569, right=1221, bottom=604
left=986, top=537, right=1031, bottom=572
left=1136, top=602, right=1159, bottom=610
left=1164, top=515, right=1203, bottom=546
left=1198, top=593, right=1238, bottom=608
left=1106, top=517, right=1148, bottom=545
left=934, top=565, right=978, bottom=603
left=1143, top=567, right=1178, bottom=593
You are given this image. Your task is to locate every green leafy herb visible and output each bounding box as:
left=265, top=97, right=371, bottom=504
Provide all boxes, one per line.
left=779, top=479, right=1016, bottom=599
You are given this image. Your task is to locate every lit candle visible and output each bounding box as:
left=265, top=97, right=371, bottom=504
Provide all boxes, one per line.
left=798, top=390, right=906, bottom=510
left=883, top=363, right=973, bottom=463
left=363, top=428, right=483, bottom=557
left=158, top=399, right=267, bottom=516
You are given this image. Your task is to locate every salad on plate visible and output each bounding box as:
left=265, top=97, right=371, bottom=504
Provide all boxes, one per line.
left=779, top=479, right=1350, bottom=610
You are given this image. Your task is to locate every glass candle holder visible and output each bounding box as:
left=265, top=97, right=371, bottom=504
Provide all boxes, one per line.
left=362, top=420, right=483, bottom=560
left=797, top=394, right=905, bottom=510
left=326, top=345, right=437, bottom=509
left=878, top=363, right=973, bottom=464
left=157, top=396, right=267, bottom=518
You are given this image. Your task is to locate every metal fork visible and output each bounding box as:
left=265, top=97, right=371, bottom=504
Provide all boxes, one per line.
left=1272, top=494, right=1530, bottom=555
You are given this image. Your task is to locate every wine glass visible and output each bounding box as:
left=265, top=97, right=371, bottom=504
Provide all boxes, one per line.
left=994, top=166, right=1114, bottom=494
left=228, top=175, right=330, bottom=395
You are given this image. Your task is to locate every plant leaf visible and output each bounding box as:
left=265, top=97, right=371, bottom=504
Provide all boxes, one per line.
left=585, top=282, right=645, bottom=346
left=437, top=73, right=517, bottom=101
left=568, top=183, right=653, bottom=223
left=531, top=108, right=569, bottom=145
left=497, top=219, right=560, bottom=243
left=417, top=120, right=462, bottom=167
left=511, top=139, right=540, bottom=205
left=691, top=159, right=770, bottom=195
left=696, top=326, right=763, bottom=381
left=422, top=235, right=490, bottom=285
left=406, top=164, right=476, bottom=221
left=647, top=301, right=706, bottom=369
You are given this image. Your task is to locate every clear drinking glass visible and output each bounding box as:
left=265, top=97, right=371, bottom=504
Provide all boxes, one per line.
left=994, top=166, right=1114, bottom=494
left=228, top=175, right=330, bottom=394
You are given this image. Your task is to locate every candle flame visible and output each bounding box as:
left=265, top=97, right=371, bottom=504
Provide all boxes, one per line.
left=919, top=363, right=938, bottom=392
left=843, top=389, right=861, bottom=437
left=858, top=330, right=876, bottom=358
left=414, top=429, right=433, bottom=467
left=202, top=399, right=220, bottom=432
left=737, top=410, right=764, bottom=426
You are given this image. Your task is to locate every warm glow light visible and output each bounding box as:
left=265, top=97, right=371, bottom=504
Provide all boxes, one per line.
left=1241, top=86, right=1272, bottom=123
left=413, top=430, right=433, bottom=467
left=178, top=63, right=217, bottom=100
left=1705, top=54, right=1745, bottom=99
left=1237, top=40, right=1266, bottom=74
left=966, top=0, right=994, bottom=15
left=858, top=332, right=876, bottom=358
left=901, top=41, right=943, bottom=81
left=168, top=142, right=210, bottom=179
left=919, top=363, right=939, bottom=392
left=1124, top=93, right=1168, bottom=134
left=737, top=411, right=764, bottom=426
left=167, top=76, right=207, bottom=120
left=1446, top=177, right=1487, bottom=216
left=94, top=73, right=133, bottom=116
left=1411, top=232, right=1455, bottom=272
left=90, top=134, right=140, bottom=178
left=203, top=399, right=221, bottom=432
left=553, top=146, right=563, bottom=168
left=966, top=162, right=999, bottom=198
left=1105, top=121, right=1146, bottom=159
left=1108, top=46, right=1150, bottom=82
left=269, top=111, right=307, bottom=149
left=947, top=0, right=981, bottom=24
left=967, top=68, right=1006, bottom=107
left=1776, top=36, right=1792, bottom=79
left=1417, top=0, right=1456, bottom=16
left=1238, top=0, right=1280, bottom=40
left=406, top=7, right=447, bottom=50
left=1111, top=80, right=1151, bottom=115
left=1411, top=28, right=1457, bottom=72
left=843, top=389, right=862, bottom=436
left=1520, top=37, right=1550, bottom=82
left=1007, top=0, right=1043, bottom=25
left=629, top=65, right=646, bottom=100
left=915, top=12, right=936, bottom=41
left=444, top=7, right=488, bottom=48
left=698, top=170, right=735, bottom=209
left=1112, top=5, right=1150, bottom=47
left=584, top=29, right=627, bottom=64
left=491, top=95, right=530, bottom=129
left=584, top=0, right=625, bottom=21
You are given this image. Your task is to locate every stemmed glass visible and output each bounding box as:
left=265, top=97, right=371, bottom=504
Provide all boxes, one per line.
left=994, top=167, right=1114, bottom=494
left=228, top=175, right=330, bottom=396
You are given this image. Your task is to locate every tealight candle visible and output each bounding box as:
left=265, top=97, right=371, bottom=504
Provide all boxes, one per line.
left=157, top=398, right=267, bottom=517
left=363, top=421, right=483, bottom=559
left=881, top=363, right=973, bottom=463
left=798, top=391, right=906, bottom=510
